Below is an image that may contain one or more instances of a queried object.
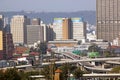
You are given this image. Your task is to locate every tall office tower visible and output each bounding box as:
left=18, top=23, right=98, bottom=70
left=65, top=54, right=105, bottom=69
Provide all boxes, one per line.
left=96, top=0, right=120, bottom=42
left=0, top=31, right=14, bottom=59
left=41, top=23, right=48, bottom=42
left=31, top=18, right=40, bottom=25
left=10, top=15, right=30, bottom=44
left=53, top=18, right=63, bottom=40
left=3, top=33, right=14, bottom=59
left=53, top=18, right=72, bottom=40
left=53, top=18, right=86, bottom=41
left=62, top=18, right=72, bottom=40
left=0, top=15, right=4, bottom=30
left=0, top=31, right=3, bottom=58
left=47, top=24, right=54, bottom=41
left=72, top=18, right=86, bottom=40
left=26, top=25, right=44, bottom=45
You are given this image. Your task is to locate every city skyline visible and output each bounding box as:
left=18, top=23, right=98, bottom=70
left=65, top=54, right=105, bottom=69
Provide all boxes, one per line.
left=0, top=0, right=96, bottom=12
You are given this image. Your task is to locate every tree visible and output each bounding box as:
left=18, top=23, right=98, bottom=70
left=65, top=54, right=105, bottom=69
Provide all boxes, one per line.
left=73, top=67, right=84, bottom=80
left=40, top=65, right=51, bottom=80
left=0, top=70, right=4, bottom=80
left=59, top=63, right=71, bottom=80
left=77, top=40, right=82, bottom=45
left=4, top=68, right=21, bottom=80
left=88, top=43, right=100, bottom=52
left=110, top=66, right=120, bottom=73
left=35, top=42, right=47, bottom=54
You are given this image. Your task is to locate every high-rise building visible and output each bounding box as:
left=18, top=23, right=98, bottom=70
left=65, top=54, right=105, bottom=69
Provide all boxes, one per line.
left=72, top=18, right=86, bottom=40
left=0, top=31, right=3, bottom=51
left=0, top=31, right=14, bottom=59
left=96, top=0, right=120, bottom=42
left=53, top=18, right=63, bottom=40
left=62, top=18, right=72, bottom=40
left=26, top=25, right=44, bottom=45
left=53, top=17, right=86, bottom=40
left=3, top=33, right=14, bottom=59
left=0, top=15, right=4, bottom=30
left=41, top=23, right=48, bottom=42
left=31, top=18, right=40, bottom=25
left=10, top=15, right=30, bottom=44
left=47, top=24, right=54, bottom=41
left=53, top=18, right=72, bottom=40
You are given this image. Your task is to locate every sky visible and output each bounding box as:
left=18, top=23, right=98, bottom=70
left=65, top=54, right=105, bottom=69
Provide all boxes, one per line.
left=0, top=0, right=96, bottom=12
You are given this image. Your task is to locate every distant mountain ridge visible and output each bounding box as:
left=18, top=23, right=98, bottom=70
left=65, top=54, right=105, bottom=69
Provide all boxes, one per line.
left=0, top=11, right=96, bottom=25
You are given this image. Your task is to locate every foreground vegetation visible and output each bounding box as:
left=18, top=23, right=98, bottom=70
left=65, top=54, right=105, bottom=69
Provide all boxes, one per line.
left=0, top=63, right=85, bottom=80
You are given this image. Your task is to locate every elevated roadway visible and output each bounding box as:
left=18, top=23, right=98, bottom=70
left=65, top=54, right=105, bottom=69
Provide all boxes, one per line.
left=0, top=64, right=32, bottom=70
left=42, top=57, right=120, bottom=65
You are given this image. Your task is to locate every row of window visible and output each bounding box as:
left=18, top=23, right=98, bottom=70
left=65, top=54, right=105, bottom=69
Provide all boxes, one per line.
left=97, top=20, right=120, bottom=24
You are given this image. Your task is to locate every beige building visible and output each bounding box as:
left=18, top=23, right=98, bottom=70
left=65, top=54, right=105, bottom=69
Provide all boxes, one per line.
left=53, top=18, right=72, bottom=40
left=72, top=18, right=86, bottom=40
left=53, top=17, right=86, bottom=41
left=96, top=0, right=120, bottom=42
left=10, top=15, right=30, bottom=44
left=53, top=18, right=63, bottom=40
left=0, top=31, right=3, bottom=51
left=62, top=18, right=72, bottom=40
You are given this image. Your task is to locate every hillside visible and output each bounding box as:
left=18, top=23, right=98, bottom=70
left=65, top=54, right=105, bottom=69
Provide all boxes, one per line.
left=0, top=11, right=96, bottom=25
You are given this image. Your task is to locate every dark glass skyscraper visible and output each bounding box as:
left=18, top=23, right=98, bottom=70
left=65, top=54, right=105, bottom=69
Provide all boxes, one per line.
left=96, top=0, right=120, bottom=42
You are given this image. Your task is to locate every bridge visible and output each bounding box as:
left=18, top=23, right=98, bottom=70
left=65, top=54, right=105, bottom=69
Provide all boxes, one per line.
left=0, top=64, right=32, bottom=70
left=42, top=57, right=120, bottom=65
left=43, top=52, right=120, bottom=73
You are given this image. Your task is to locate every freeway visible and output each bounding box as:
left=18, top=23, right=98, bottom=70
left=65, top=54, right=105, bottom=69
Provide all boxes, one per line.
left=42, top=57, right=120, bottom=65
left=106, top=61, right=120, bottom=65
left=0, top=64, right=32, bottom=70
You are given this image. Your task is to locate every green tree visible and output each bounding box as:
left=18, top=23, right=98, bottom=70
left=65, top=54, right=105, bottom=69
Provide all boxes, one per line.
left=0, top=70, right=4, bottom=80
left=77, top=40, right=82, bottom=45
left=73, top=67, right=84, bottom=80
left=110, top=66, right=120, bottom=73
left=103, top=51, right=111, bottom=57
left=4, top=68, right=21, bottom=80
left=59, top=63, right=71, bottom=80
left=88, top=43, right=100, bottom=52
left=40, top=65, right=51, bottom=80
left=35, top=42, right=47, bottom=54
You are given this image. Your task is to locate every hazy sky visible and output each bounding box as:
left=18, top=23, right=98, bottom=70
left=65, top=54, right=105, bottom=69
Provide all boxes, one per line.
left=0, top=0, right=96, bottom=12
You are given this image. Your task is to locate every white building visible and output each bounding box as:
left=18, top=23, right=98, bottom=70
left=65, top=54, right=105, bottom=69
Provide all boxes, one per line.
left=10, top=15, right=30, bottom=44
left=72, top=18, right=86, bottom=40
left=53, top=18, right=63, bottom=40
left=52, top=17, right=86, bottom=41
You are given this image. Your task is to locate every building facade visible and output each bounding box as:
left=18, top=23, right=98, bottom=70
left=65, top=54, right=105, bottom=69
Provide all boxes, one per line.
left=72, top=18, right=86, bottom=40
left=0, top=15, right=4, bottom=30
left=53, top=17, right=86, bottom=41
left=0, top=31, right=3, bottom=58
left=26, top=25, right=44, bottom=45
left=0, top=31, right=14, bottom=59
left=62, top=18, right=72, bottom=40
left=96, top=0, right=120, bottom=42
left=53, top=18, right=63, bottom=40
left=31, top=18, right=40, bottom=25
left=10, top=15, right=30, bottom=44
